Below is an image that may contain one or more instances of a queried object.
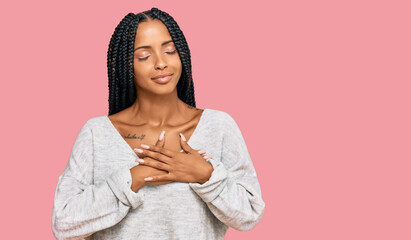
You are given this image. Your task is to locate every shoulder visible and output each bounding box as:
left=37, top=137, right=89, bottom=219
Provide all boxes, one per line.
left=205, top=109, right=247, bottom=146
left=204, top=108, right=239, bottom=129
left=79, top=115, right=109, bottom=131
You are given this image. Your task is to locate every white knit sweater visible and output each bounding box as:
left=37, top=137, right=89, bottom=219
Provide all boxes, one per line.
left=51, top=108, right=265, bottom=240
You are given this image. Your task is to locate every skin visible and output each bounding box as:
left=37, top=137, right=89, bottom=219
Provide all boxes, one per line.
left=107, top=17, right=213, bottom=192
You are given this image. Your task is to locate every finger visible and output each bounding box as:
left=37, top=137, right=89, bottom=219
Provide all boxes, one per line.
left=144, top=173, right=174, bottom=182
left=133, top=149, right=155, bottom=162
left=140, top=143, right=175, bottom=158
left=135, top=158, right=171, bottom=172
left=135, top=131, right=165, bottom=158
left=134, top=149, right=160, bottom=164
left=155, top=130, right=166, bottom=148
left=134, top=148, right=170, bottom=164
left=179, top=133, right=193, bottom=153
left=198, top=149, right=206, bottom=155
left=134, top=148, right=145, bottom=159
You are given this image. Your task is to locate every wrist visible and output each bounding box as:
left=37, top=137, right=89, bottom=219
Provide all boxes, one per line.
left=131, top=178, right=145, bottom=192
left=198, top=162, right=213, bottom=184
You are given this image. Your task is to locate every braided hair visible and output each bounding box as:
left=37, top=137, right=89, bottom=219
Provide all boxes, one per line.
left=107, top=7, right=196, bottom=115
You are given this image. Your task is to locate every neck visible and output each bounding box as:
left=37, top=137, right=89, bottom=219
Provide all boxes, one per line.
left=129, top=89, right=188, bottom=127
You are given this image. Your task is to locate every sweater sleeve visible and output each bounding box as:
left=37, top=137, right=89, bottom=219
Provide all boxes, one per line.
left=51, top=120, right=145, bottom=240
left=189, top=112, right=266, bottom=231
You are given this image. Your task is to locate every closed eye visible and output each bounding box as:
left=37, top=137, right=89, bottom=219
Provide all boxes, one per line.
left=138, top=50, right=177, bottom=61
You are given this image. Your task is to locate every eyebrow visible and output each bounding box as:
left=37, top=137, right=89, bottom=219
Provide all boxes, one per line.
left=134, top=40, right=174, bottom=51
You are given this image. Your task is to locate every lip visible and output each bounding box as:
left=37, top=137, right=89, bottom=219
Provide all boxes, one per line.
left=151, top=73, right=173, bottom=84
left=152, top=73, right=173, bottom=80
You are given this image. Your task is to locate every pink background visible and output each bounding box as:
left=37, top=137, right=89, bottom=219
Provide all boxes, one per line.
left=1, top=0, right=410, bottom=239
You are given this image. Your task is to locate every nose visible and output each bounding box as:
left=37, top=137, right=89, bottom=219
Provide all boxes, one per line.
left=154, top=53, right=167, bottom=70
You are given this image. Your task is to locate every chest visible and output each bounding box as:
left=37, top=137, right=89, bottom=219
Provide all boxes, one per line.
left=118, top=126, right=194, bottom=154
left=92, top=122, right=208, bottom=184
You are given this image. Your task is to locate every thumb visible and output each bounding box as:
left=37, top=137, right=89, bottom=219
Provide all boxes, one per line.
left=179, top=133, right=193, bottom=153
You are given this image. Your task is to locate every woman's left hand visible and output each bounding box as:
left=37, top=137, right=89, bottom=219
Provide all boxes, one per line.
left=134, top=132, right=214, bottom=184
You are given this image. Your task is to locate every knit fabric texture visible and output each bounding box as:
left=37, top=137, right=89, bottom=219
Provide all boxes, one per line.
left=51, top=108, right=265, bottom=240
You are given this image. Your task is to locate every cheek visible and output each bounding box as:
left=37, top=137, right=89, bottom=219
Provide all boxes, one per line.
left=133, top=63, right=150, bottom=78
left=171, top=56, right=182, bottom=71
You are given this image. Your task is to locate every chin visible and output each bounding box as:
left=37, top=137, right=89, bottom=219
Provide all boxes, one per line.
left=152, top=83, right=178, bottom=95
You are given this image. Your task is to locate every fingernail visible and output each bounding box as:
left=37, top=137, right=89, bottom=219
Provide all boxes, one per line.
left=144, top=177, right=153, bottom=181
left=198, top=150, right=206, bottom=154
left=159, top=130, right=165, bottom=141
left=140, top=144, right=150, bottom=149
left=134, top=148, right=143, bottom=153
left=179, top=133, right=186, bottom=141
left=136, top=159, right=144, bottom=163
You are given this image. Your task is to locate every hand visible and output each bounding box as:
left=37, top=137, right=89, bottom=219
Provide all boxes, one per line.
left=130, top=131, right=171, bottom=186
left=133, top=131, right=211, bottom=185
left=134, top=132, right=214, bottom=184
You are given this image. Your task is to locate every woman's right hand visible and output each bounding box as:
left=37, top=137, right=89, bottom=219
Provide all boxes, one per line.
left=130, top=131, right=210, bottom=188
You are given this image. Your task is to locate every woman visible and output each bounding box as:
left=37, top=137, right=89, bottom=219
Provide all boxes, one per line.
left=52, top=7, right=265, bottom=240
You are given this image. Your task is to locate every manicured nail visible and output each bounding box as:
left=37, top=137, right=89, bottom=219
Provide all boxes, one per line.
left=134, top=148, right=143, bottom=153
left=140, top=144, right=150, bottom=149
left=159, top=130, right=165, bottom=141
left=136, top=159, right=144, bottom=163
left=179, top=133, right=186, bottom=141
left=144, top=177, right=153, bottom=181
left=198, top=150, right=206, bottom=154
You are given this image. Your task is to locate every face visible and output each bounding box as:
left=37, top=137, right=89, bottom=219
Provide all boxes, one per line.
left=133, top=19, right=182, bottom=95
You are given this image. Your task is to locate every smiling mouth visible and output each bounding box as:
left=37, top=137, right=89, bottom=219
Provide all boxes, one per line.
left=151, top=74, right=173, bottom=84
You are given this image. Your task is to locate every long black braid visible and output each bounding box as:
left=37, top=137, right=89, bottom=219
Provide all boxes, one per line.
left=107, top=8, right=196, bottom=115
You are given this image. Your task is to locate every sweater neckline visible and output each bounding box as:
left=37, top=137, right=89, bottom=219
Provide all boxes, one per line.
left=104, top=108, right=209, bottom=158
